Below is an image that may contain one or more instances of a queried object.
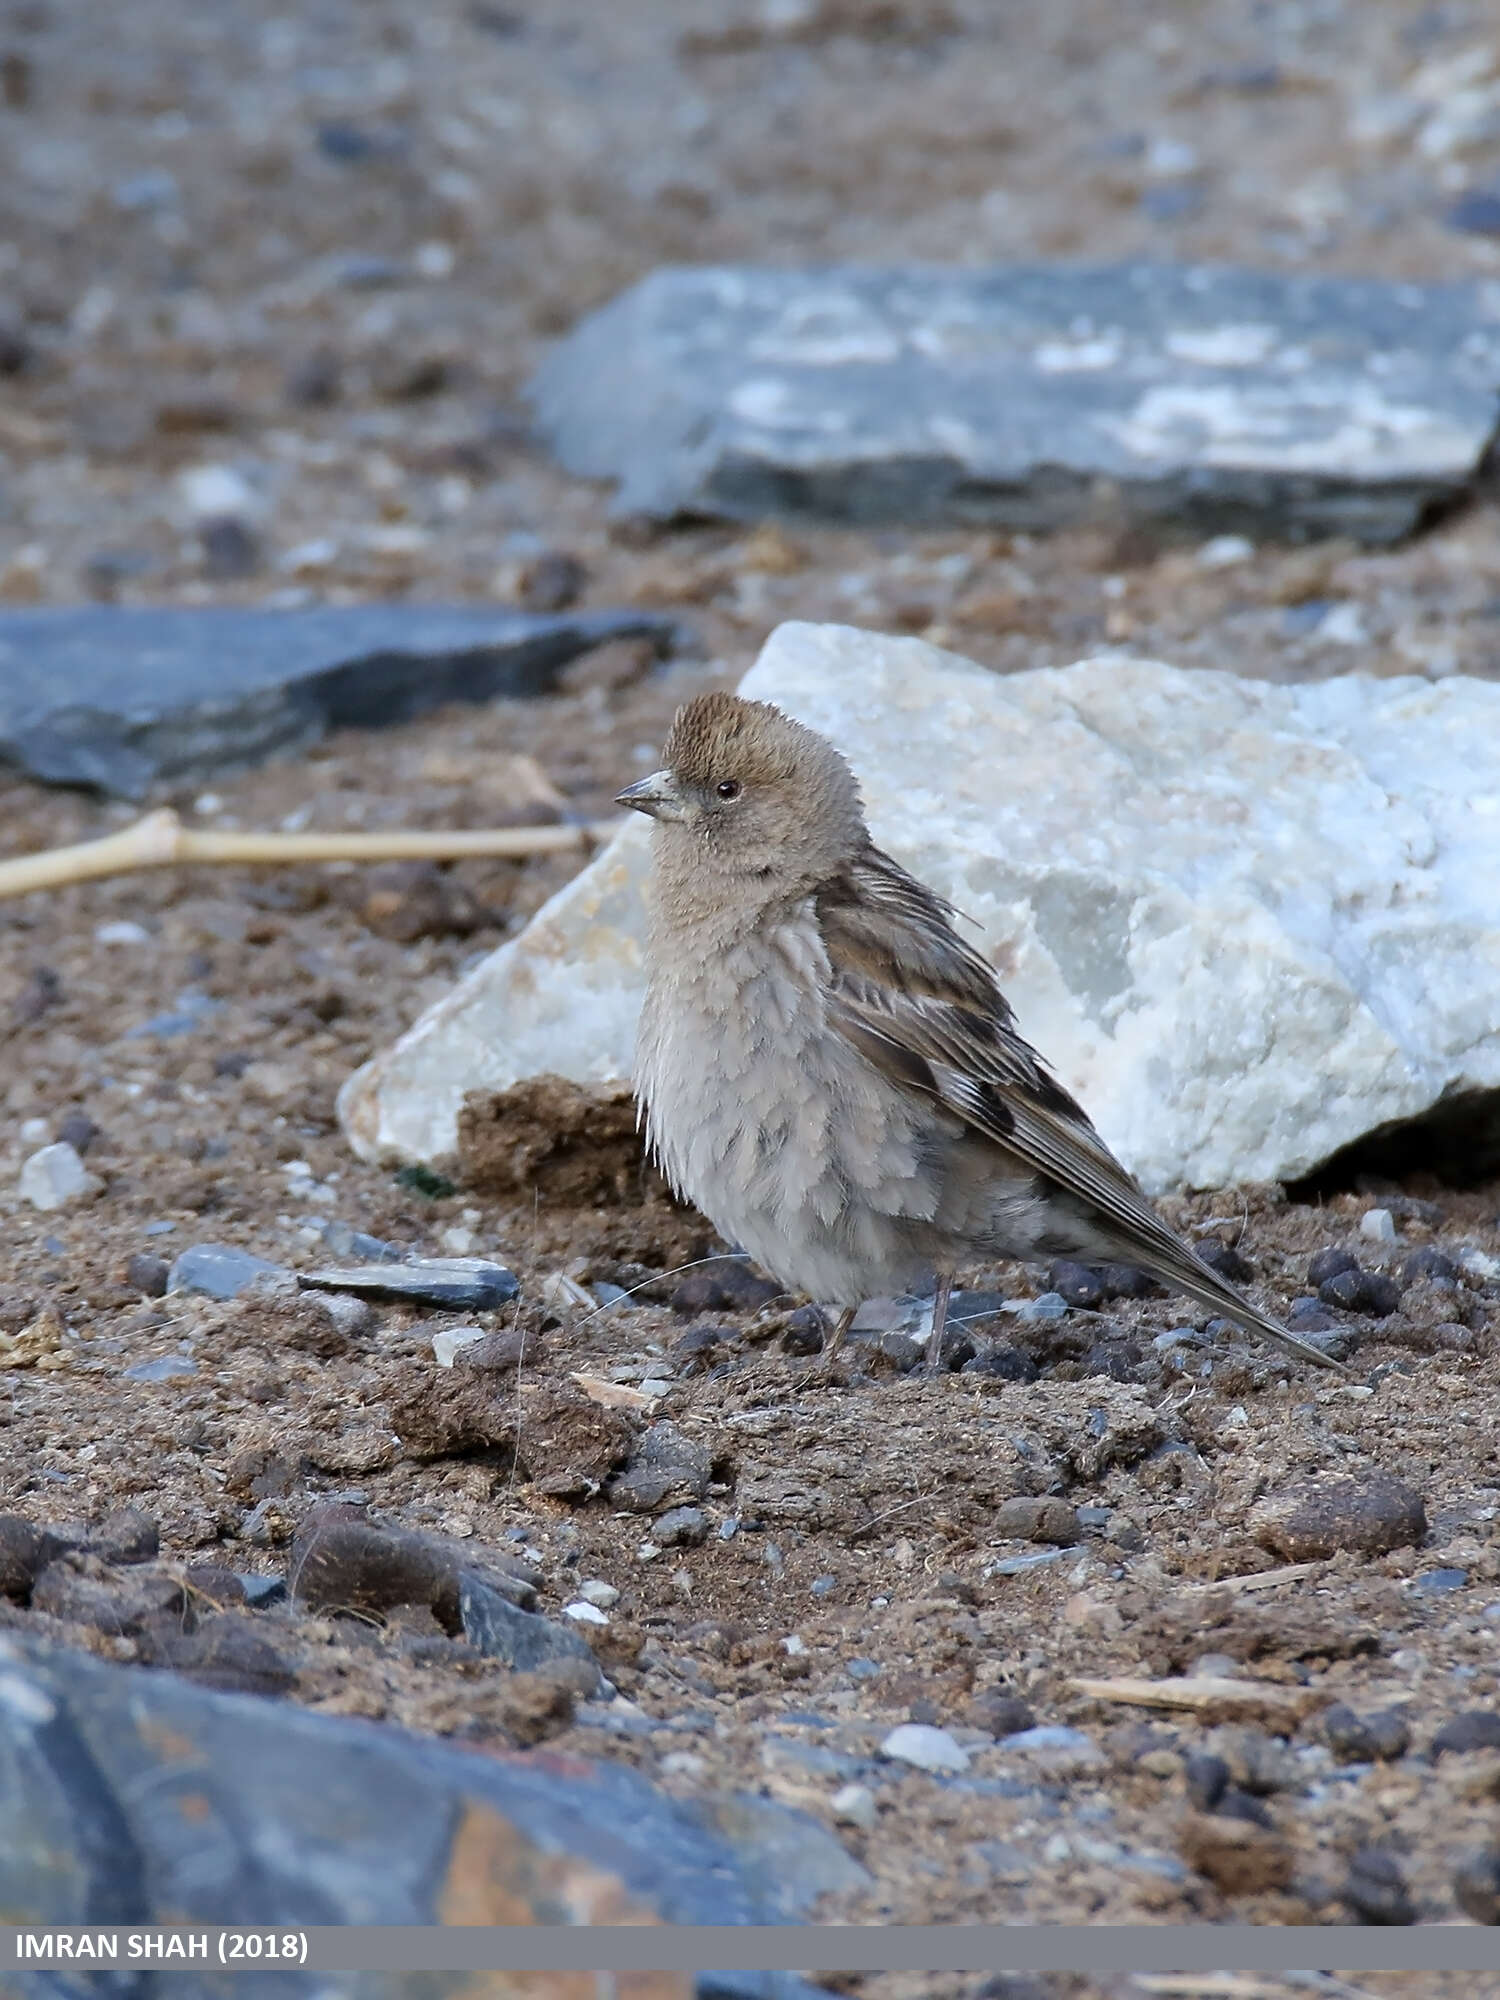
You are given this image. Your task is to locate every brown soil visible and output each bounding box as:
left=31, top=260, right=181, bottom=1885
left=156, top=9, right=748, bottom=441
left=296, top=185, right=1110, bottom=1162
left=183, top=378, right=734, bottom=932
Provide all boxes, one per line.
left=3, top=0, right=1500, bottom=1984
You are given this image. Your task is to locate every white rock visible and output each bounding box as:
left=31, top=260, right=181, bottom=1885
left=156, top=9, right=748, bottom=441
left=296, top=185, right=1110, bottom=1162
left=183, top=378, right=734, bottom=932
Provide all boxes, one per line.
left=94, top=920, right=150, bottom=945
left=431, top=1324, right=487, bottom=1368
left=19, top=1142, right=99, bottom=1212
left=563, top=1599, right=610, bottom=1626
left=879, top=1723, right=970, bottom=1774
left=340, top=622, right=1500, bottom=1194
left=1196, top=534, right=1254, bottom=569
left=831, top=1782, right=878, bottom=1831
left=1360, top=1207, right=1398, bottom=1243
left=177, top=463, right=261, bottom=522
left=578, top=1579, right=620, bottom=1610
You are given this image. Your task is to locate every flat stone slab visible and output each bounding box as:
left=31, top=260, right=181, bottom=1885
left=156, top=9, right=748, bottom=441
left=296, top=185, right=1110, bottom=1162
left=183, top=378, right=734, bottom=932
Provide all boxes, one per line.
left=530, top=263, right=1500, bottom=543
left=0, top=604, right=682, bottom=796
left=0, top=1631, right=845, bottom=1941
left=341, top=619, right=1500, bottom=1195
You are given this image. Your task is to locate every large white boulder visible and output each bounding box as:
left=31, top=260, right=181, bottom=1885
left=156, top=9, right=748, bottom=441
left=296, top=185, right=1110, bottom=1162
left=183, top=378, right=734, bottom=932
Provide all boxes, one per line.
left=338, top=621, right=1500, bottom=1194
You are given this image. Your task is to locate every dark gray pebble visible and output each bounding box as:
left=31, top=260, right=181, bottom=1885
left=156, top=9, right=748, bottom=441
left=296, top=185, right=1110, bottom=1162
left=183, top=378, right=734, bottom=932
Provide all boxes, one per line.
left=1195, top=1239, right=1254, bottom=1283
left=1322, top=1702, right=1410, bottom=1764
left=963, top=1344, right=1038, bottom=1383
left=670, top=1260, right=782, bottom=1316
left=124, top=1252, right=170, bottom=1297
left=1343, top=1846, right=1415, bottom=1925
left=0, top=1515, right=65, bottom=1602
left=1404, top=1247, right=1459, bottom=1285
left=967, top=1691, right=1036, bottom=1739
left=1308, top=1246, right=1358, bottom=1286
left=654, top=1506, right=708, bottom=1548
left=1432, top=1711, right=1500, bottom=1758
left=1454, top=1846, right=1500, bottom=1924
left=1047, top=1260, right=1105, bottom=1309
left=781, top=1305, right=825, bottom=1356
left=56, top=1111, right=101, bottom=1156
left=1319, top=1266, right=1401, bottom=1317
left=90, top=1506, right=159, bottom=1565
left=1184, top=1752, right=1229, bottom=1810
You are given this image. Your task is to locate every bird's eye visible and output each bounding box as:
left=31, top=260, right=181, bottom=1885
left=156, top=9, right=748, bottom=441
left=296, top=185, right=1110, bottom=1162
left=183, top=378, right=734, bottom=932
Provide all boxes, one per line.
left=716, top=779, right=741, bottom=800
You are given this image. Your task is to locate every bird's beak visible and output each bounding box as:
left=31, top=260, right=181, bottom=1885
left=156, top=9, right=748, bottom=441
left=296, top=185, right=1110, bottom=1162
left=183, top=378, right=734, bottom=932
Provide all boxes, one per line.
left=615, top=769, right=685, bottom=821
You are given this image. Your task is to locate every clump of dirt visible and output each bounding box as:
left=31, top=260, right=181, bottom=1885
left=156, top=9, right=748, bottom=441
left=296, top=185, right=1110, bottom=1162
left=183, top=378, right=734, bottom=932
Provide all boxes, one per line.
left=458, top=1076, right=658, bottom=1207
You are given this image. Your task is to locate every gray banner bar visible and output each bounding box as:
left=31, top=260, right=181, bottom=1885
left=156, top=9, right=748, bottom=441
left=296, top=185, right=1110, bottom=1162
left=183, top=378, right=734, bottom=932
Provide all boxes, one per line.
left=4, top=1928, right=1500, bottom=1974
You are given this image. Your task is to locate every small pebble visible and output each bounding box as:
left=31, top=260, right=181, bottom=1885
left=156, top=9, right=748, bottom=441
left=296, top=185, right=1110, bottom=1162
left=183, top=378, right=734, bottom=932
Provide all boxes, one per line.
left=1432, top=1711, right=1500, bottom=1758
left=1413, top=1567, right=1469, bottom=1596
left=1403, top=1246, right=1458, bottom=1285
left=169, top=1242, right=288, bottom=1301
left=124, top=1253, right=170, bottom=1299
left=1195, top=1239, right=1254, bottom=1283
left=1014, top=1291, right=1068, bottom=1324
left=122, top=1354, right=198, bottom=1382
left=1250, top=1470, right=1426, bottom=1561
left=846, top=1657, right=881, bottom=1682
left=20, top=1141, right=99, bottom=1213
left=1343, top=1846, right=1415, bottom=1926
left=1308, top=1245, right=1357, bottom=1286
left=1319, top=1265, right=1401, bottom=1317
left=1360, top=1207, right=1397, bottom=1244
left=830, top=1782, right=877, bottom=1832
left=431, top=1324, right=488, bottom=1369
left=879, top=1722, right=970, bottom=1774
left=966, top=1691, right=1035, bottom=1738
left=563, top=1600, right=610, bottom=1627
left=653, top=1506, right=708, bottom=1547
left=1453, top=1847, right=1500, bottom=1925
left=1322, top=1703, right=1409, bottom=1764
left=578, top=1580, right=619, bottom=1610
left=1184, top=1752, right=1229, bottom=1811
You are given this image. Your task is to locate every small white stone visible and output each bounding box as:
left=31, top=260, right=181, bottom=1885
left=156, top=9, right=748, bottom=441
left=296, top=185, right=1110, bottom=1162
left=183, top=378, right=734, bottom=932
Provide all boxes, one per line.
left=414, top=239, right=455, bottom=279
left=879, top=1723, right=970, bottom=1774
left=178, top=463, right=259, bottom=522
left=637, top=1541, right=662, bottom=1562
left=19, top=1117, right=49, bottom=1144
left=579, top=1580, right=620, bottom=1610
left=1196, top=533, right=1254, bottom=569
left=782, top=1634, right=807, bottom=1656
left=19, top=1142, right=99, bottom=1213
left=660, top=1750, right=706, bottom=1778
left=831, top=1782, right=877, bottom=1831
left=94, top=920, right=150, bottom=945
left=441, top=1224, right=476, bottom=1255
left=1360, top=1207, right=1398, bottom=1243
left=1316, top=601, right=1367, bottom=647
left=431, top=1324, right=487, bottom=1368
left=563, top=1600, right=610, bottom=1626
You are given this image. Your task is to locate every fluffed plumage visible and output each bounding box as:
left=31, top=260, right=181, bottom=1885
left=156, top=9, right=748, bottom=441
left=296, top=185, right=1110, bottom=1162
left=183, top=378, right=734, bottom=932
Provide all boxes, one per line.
left=618, top=691, right=1340, bottom=1373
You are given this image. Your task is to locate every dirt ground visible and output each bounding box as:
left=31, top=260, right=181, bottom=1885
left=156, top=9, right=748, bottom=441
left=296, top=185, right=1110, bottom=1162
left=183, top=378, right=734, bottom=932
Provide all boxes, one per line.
left=4, top=0, right=1500, bottom=1982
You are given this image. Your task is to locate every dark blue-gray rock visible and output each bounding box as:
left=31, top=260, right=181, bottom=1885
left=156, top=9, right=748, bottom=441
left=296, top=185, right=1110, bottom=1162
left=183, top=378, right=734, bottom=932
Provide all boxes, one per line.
left=299, top=1256, right=519, bottom=1310
left=458, top=1573, right=603, bottom=1689
left=0, top=1631, right=828, bottom=1941
left=0, top=604, right=683, bottom=797
left=530, top=263, right=1500, bottom=544
left=168, top=1242, right=289, bottom=1301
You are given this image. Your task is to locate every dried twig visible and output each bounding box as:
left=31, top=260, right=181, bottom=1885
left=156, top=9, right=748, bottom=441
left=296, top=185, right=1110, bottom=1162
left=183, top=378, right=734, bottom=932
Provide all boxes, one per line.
left=0, top=806, right=623, bottom=901
left=1070, top=1673, right=1320, bottom=1720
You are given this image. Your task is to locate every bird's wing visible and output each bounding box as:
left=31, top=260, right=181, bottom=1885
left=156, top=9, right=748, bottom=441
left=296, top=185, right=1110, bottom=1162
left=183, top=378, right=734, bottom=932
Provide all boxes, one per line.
left=814, top=845, right=1341, bottom=1370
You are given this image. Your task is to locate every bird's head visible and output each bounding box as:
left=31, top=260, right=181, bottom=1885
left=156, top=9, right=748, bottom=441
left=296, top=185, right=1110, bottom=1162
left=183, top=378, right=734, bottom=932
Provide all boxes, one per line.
left=617, top=692, right=867, bottom=886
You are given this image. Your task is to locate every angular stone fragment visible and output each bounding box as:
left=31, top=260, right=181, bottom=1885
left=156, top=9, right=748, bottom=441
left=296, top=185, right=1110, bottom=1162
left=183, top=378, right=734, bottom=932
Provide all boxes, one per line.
left=530, top=263, right=1500, bottom=543
left=168, top=1242, right=288, bottom=1300
left=300, top=1258, right=519, bottom=1310
left=0, top=604, right=682, bottom=796
left=341, top=621, right=1500, bottom=1194
left=0, top=1633, right=822, bottom=1926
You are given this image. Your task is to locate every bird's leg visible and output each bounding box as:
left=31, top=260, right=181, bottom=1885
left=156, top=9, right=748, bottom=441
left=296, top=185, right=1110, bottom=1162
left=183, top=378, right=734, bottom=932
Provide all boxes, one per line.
left=924, top=1272, right=953, bottom=1373
left=821, top=1304, right=856, bottom=1369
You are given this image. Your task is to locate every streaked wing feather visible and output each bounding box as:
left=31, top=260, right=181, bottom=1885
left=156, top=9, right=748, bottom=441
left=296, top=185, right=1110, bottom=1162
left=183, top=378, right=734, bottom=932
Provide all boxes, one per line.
left=816, top=846, right=1340, bottom=1371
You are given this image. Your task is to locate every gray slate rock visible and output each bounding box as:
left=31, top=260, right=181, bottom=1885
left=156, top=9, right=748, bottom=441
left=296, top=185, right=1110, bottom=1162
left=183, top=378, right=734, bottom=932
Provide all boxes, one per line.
left=458, top=1573, right=603, bottom=1690
left=168, top=1242, right=289, bottom=1301
left=299, top=1257, right=519, bottom=1310
left=0, top=1631, right=815, bottom=1938
left=0, top=605, right=682, bottom=797
left=531, top=263, right=1500, bottom=544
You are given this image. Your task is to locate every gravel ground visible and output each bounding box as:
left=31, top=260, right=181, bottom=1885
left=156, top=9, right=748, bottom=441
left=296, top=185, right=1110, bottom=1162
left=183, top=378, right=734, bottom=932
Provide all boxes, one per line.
left=4, top=0, right=1500, bottom=1978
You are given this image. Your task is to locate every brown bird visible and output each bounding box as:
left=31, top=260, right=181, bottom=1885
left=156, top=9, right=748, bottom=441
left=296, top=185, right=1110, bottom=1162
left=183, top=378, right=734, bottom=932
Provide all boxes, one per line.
left=618, top=691, right=1341, bottom=1373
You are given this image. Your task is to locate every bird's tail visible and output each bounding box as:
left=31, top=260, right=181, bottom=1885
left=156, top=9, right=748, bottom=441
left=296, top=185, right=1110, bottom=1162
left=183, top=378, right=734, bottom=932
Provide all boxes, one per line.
left=1111, top=1219, right=1348, bottom=1373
